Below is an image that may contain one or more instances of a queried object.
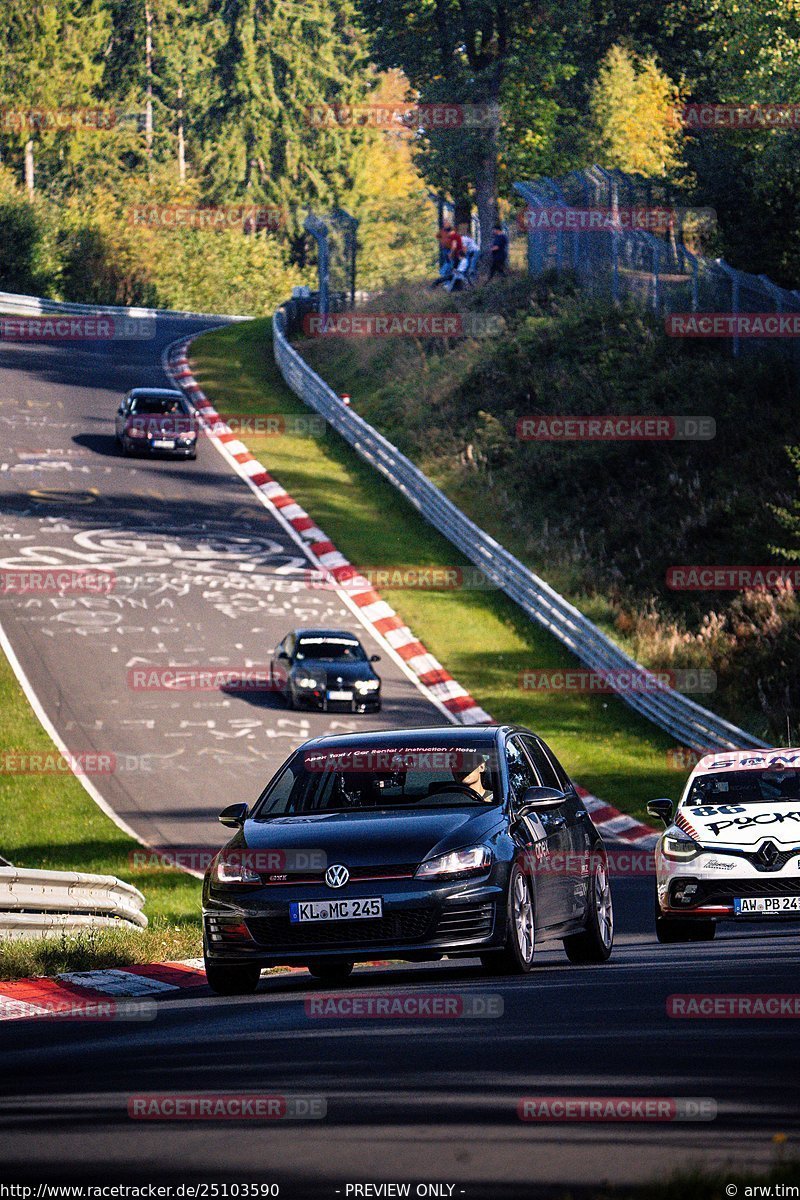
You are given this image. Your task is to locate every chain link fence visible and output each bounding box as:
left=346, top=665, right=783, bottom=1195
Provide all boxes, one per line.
left=514, top=166, right=800, bottom=371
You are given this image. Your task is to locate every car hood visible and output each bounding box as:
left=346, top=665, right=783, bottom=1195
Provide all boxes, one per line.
left=292, top=659, right=377, bottom=682
left=679, top=800, right=800, bottom=849
left=240, top=806, right=504, bottom=867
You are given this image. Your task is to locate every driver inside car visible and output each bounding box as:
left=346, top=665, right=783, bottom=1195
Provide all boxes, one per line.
left=453, top=759, right=494, bottom=802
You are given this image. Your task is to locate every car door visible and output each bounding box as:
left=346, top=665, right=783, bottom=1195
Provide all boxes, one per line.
left=529, top=735, right=596, bottom=925
left=516, top=734, right=576, bottom=925
left=505, top=735, right=562, bottom=928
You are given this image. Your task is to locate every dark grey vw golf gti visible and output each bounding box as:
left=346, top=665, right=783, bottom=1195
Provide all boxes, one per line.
left=202, top=725, right=614, bottom=993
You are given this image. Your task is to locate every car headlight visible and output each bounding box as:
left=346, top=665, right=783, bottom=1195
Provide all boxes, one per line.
left=127, top=426, right=147, bottom=438
left=296, top=675, right=320, bottom=689
left=355, top=679, right=380, bottom=692
left=213, top=854, right=261, bottom=885
left=415, top=845, right=492, bottom=880
left=177, top=431, right=197, bottom=443
left=662, top=825, right=702, bottom=861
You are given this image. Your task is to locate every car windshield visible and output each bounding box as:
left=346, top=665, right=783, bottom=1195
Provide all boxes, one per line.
left=685, top=769, right=800, bottom=806
left=253, top=744, right=500, bottom=816
left=130, top=395, right=184, bottom=415
left=295, top=638, right=366, bottom=662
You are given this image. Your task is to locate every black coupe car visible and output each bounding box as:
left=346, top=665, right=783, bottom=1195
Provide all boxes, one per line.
left=202, top=725, right=614, bottom=993
left=269, top=628, right=381, bottom=713
left=115, top=387, right=198, bottom=459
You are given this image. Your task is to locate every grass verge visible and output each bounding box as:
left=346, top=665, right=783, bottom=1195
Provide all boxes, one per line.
left=0, top=641, right=201, bottom=979
left=191, top=317, right=687, bottom=825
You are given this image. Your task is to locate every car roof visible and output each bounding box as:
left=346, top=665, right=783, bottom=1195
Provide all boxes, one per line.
left=300, top=725, right=511, bottom=752
left=127, top=388, right=185, bottom=399
left=689, top=747, right=800, bottom=782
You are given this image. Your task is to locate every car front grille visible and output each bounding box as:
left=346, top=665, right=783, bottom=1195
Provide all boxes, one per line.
left=673, top=878, right=800, bottom=908
left=742, top=847, right=800, bottom=872
left=434, top=903, right=494, bottom=942
left=261, top=864, right=417, bottom=886
left=246, top=908, right=434, bottom=948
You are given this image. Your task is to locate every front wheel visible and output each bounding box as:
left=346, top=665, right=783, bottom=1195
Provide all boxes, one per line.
left=481, top=865, right=536, bottom=975
left=563, top=855, right=614, bottom=964
left=204, top=959, right=262, bottom=995
left=655, top=908, right=716, bottom=943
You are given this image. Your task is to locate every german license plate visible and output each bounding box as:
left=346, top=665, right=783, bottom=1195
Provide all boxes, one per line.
left=290, top=898, right=382, bottom=923
left=327, top=690, right=352, bottom=701
left=153, top=439, right=175, bottom=449
left=734, top=896, right=800, bottom=914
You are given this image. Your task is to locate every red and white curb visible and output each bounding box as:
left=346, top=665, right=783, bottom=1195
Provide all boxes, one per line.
left=0, top=960, right=207, bottom=1020
left=0, top=959, right=404, bottom=1019
left=164, top=339, right=658, bottom=852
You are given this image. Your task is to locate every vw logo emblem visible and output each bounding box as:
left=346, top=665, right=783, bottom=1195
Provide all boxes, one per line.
left=325, top=863, right=350, bottom=888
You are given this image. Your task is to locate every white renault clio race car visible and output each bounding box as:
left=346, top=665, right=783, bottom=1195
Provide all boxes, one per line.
left=648, top=748, right=800, bottom=943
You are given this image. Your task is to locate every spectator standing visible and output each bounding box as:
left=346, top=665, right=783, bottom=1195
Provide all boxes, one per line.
left=489, top=223, right=509, bottom=279
left=437, top=223, right=453, bottom=268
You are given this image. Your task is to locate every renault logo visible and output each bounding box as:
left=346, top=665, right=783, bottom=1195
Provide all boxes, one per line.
left=325, top=864, right=350, bottom=888
left=757, top=840, right=780, bottom=868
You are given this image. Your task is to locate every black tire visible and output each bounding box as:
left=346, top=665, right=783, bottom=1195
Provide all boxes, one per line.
left=655, top=893, right=716, bottom=943
left=307, top=959, right=354, bottom=983
left=121, top=441, right=131, bottom=457
left=563, top=853, right=614, bottom=964
left=204, top=958, right=262, bottom=995
left=481, top=864, right=536, bottom=975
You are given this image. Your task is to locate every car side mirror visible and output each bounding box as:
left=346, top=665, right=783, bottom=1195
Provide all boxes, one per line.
left=518, top=785, right=567, bottom=814
left=117, top=405, right=126, bottom=414
left=646, top=798, right=673, bottom=825
left=370, top=654, right=381, bottom=663
left=219, top=802, right=249, bottom=828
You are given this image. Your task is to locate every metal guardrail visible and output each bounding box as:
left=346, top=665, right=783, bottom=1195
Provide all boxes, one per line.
left=0, top=865, right=147, bottom=939
left=273, top=306, right=769, bottom=753
left=0, top=290, right=249, bottom=323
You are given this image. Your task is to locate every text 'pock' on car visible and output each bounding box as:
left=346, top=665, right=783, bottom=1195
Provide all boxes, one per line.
left=202, top=725, right=613, bottom=994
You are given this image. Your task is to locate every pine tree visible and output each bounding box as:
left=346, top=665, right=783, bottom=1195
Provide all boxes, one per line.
left=204, top=0, right=369, bottom=260
left=0, top=0, right=110, bottom=197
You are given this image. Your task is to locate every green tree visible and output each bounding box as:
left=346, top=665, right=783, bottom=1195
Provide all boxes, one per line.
left=205, top=0, right=369, bottom=262
left=0, top=0, right=110, bottom=197
left=358, top=0, right=580, bottom=252
left=771, top=447, right=800, bottom=563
